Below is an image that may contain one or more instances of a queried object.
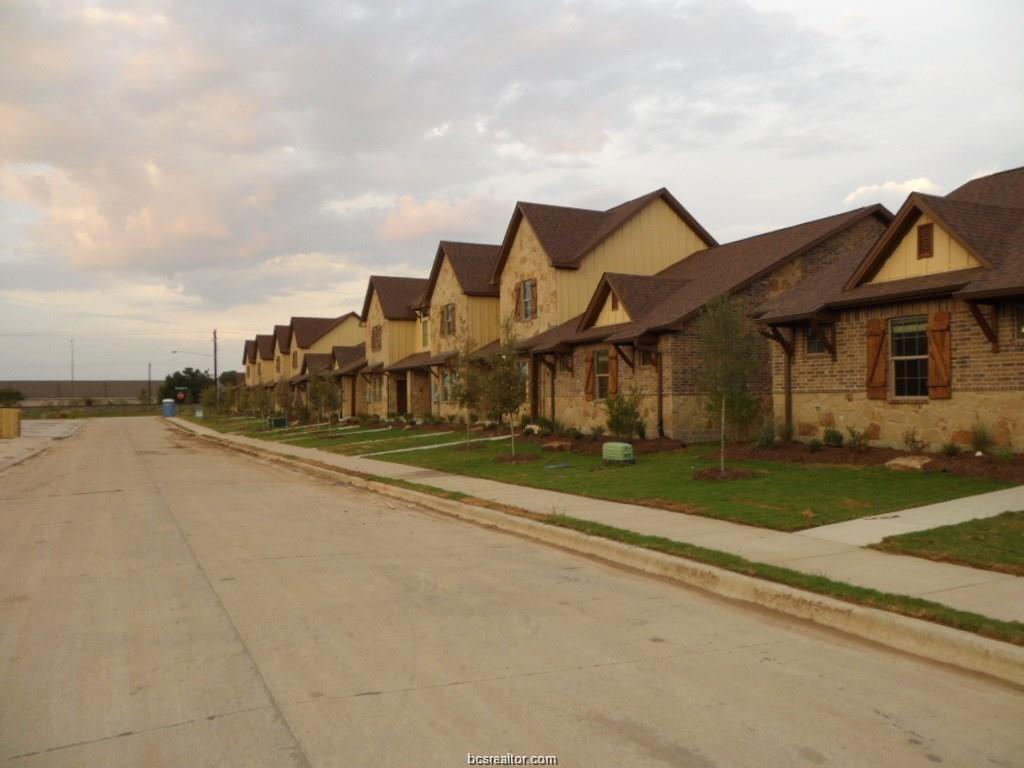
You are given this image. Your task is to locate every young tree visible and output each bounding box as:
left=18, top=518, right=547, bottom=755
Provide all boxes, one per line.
left=273, top=380, right=291, bottom=414
left=448, top=332, right=486, bottom=444
left=483, top=319, right=527, bottom=456
left=199, top=385, right=218, bottom=414
left=695, top=294, right=761, bottom=473
left=308, top=372, right=340, bottom=422
left=605, top=388, right=644, bottom=440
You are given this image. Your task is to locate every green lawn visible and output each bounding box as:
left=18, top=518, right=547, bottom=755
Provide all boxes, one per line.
left=872, top=512, right=1024, bottom=575
left=381, top=441, right=1010, bottom=532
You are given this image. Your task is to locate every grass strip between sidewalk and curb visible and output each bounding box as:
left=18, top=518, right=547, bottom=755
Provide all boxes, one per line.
left=169, top=421, right=1024, bottom=650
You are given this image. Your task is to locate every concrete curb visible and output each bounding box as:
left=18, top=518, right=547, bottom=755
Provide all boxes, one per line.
left=169, top=419, right=1024, bottom=687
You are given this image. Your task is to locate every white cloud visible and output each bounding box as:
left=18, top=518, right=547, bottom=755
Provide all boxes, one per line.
left=324, top=193, right=397, bottom=216
left=844, top=177, right=942, bottom=204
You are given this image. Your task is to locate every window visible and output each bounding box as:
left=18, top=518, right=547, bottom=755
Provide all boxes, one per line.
left=516, top=279, right=537, bottom=321
left=806, top=326, right=827, bottom=354
left=291, top=350, right=298, bottom=367
left=441, top=370, right=456, bottom=402
left=370, top=325, right=383, bottom=351
left=917, top=223, right=934, bottom=259
left=367, top=375, right=384, bottom=403
left=1015, top=304, right=1024, bottom=342
left=275, top=357, right=281, bottom=373
left=442, top=304, right=456, bottom=336
left=595, top=350, right=610, bottom=399
left=891, top=316, right=928, bottom=398
left=421, top=317, right=430, bottom=347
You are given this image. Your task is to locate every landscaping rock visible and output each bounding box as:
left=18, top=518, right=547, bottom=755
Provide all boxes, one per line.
left=885, top=455, right=933, bottom=471
left=542, top=439, right=572, bottom=451
left=523, top=423, right=542, bottom=435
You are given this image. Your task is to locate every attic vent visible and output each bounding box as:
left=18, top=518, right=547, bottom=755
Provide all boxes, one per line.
left=917, top=223, right=934, bottom=259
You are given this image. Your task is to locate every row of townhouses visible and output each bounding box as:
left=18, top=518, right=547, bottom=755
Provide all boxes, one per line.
left=241, top=167, right=1024, bottom=451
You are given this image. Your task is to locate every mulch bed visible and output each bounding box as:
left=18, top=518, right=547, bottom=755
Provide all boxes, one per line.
left=728, top=442, right=1024, bottom=483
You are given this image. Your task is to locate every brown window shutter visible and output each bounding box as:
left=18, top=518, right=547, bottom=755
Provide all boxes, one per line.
left=530, top=280, right=538, bottom=319
left=917, top=223, right=934, bottom=259
left=928, top=311, right=952, bottom=399
left=609, top=348, right=619, bottom=395
left=513, top=282, right=522, bottom=320
left=866, top=318, right=888, bottom=399
left=584, top=351, right=595, bottom=401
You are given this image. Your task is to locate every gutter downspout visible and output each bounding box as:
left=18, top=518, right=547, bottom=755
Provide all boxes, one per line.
left=656, top=349, right=665, bottom=438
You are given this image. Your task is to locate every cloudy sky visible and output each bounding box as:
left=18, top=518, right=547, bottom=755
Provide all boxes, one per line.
left=1, top=0, right=1022, bottom=381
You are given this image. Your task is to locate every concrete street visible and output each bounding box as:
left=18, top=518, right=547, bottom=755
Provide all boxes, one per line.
left=2, top=417, right=1022, bottom=767
left=0, top=419, right=82, bottom=473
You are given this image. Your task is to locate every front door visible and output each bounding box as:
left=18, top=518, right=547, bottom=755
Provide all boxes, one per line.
left=396, top=378, right=408, bottom=415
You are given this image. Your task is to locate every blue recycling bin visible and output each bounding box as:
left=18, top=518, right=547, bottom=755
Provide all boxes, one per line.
left=161, top=399, right=177, bottom=417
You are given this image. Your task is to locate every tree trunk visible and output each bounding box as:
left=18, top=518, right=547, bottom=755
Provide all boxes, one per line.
left=720, top=395, right=726, bottom=475
left=510, top=418, right=516, bottom=456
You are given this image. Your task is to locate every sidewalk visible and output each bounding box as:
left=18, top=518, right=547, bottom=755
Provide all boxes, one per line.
left=799, top=485, right=1024, bottom=546
left=0, top=419, right=83, bottom=473
left=173, top=418, right=1024, bottom=624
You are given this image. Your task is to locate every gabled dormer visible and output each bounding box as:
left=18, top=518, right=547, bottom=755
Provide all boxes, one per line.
left=848, top=194, right=988, bottom=288
left=360, top=276, right=428, bottom=367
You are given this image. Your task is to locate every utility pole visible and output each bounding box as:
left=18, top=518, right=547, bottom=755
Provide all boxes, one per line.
left=213, top=329, right=220, bottom=406
left=70, top=339, right=75, bottom=399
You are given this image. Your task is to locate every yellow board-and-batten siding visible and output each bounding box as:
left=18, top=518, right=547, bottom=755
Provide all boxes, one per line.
left=306, top=315, right=364, bottom=356
left=593, top=290, right=631, bottom=327
left=553, top=196, right=708, bottom=323
left=870, top=214, right=981, bottom=284
left=366, top=290, right=416, bottom=368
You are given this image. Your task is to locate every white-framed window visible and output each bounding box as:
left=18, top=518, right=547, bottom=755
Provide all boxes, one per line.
left=891, top=316, right=928, bottom=398
left=441, top=370, right=455, bottom=402
left=595, top=350, right=610, bottom=399
left=516, top=279, right=537, bottom=321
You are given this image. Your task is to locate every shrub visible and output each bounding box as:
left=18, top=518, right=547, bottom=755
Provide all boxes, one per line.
left=754, top=422, right=776, bottom=449
left=970, top=421, right=995, bottom=453
left=635, top=419, right=647, bottom=440
left=590, top=425, right=606, bottom=439
left=199, top=386, right=218, bottom=414
left=940, top=442, right=962, bottom=457
left=807, top=438, right=823, bottom=453
left=605, top=390, right=643, bottom=440
left=566, top=427, right=584, bottom=440
left=902, top=428, right=926, bottom=453
left=823, top=427, right=844, bottom=448
left=846, top=426, right=869, bottom=453
left=992, top=446, right=1016, bottom=464
left=0, top=388, right=24, bottom=406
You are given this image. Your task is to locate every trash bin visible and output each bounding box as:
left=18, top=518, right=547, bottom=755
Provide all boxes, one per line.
left=161, top=399, right=177, bottom=417
left=0, top=408, right=20, bottom=439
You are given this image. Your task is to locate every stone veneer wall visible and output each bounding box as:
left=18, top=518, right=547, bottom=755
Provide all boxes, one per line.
left=407, top=370, right=432, bottom=417
left=541, top=215, right=891, bottom=441
left=771, top=296, right=1024, bottom=451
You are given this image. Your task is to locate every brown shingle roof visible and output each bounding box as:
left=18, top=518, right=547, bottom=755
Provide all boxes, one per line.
left=242, top=339, right=256, bottom=365
left=273, top=324, right=291, bottom=354
left=947, top=166, right=1024, bottom=208
left=300, top=353, right=334, bottom=375
left=361, top=276, right=428, bottom=321
left=384, top=351, right=433, bottom=372
left=491, top=188, right=717, bottom=283
left=291, top=313, right=358, bottom=348
left=332, top=343, right=365, bottom=369
left=761, top=167, right=1024, bottom=321
left=595, top=206, right=890, bottom=340
left=255, top=334, right=275, bottom=360
left=421, top=242, right=501, bottom=307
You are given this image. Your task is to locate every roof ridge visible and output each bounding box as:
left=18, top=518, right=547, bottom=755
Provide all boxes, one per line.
left=715, top=205, right=883, bottom=249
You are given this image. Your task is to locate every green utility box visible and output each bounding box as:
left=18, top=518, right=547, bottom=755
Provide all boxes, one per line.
left=602, top=442, right=635, bottom=464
